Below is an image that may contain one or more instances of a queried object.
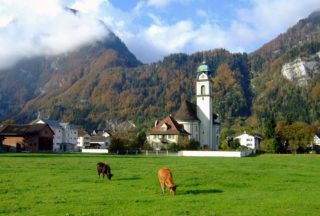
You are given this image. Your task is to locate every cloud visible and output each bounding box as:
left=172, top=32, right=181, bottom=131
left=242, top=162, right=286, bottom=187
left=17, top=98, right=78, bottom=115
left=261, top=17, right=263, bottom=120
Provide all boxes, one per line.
left=0, top=0, right=109, bottom=70
left=122, top=20, right=227, bottom=63
left=0, top=0, right=318, bottom=67
left=71, top=0, right=104, bottom=14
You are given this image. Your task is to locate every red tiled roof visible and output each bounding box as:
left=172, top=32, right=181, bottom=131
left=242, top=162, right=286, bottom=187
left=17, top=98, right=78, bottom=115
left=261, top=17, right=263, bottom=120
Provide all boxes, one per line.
left=148, top=115, right=190, bottom=135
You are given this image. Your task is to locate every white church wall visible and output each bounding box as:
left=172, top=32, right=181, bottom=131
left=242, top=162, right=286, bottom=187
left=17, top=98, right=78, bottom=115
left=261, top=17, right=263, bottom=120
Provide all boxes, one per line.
left=177, top=121, right=199, bottom=141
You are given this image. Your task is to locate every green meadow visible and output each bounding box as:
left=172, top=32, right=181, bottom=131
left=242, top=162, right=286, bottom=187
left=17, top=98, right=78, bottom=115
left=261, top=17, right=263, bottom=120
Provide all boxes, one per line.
left=0, top=153, right=319, bottom=216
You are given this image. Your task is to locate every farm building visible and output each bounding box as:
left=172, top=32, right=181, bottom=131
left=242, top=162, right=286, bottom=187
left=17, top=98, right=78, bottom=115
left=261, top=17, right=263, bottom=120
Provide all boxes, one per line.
left=0, top=124, right=54, bottom=152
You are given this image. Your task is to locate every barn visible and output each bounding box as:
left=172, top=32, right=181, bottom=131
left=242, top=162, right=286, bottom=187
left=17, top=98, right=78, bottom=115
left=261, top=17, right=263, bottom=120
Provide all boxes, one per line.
left=0, top=124, right=54, bottom=152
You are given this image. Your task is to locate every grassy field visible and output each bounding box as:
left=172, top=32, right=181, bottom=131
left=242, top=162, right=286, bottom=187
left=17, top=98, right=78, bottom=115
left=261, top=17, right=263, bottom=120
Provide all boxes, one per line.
left=0, top=153, right=319, bottom=216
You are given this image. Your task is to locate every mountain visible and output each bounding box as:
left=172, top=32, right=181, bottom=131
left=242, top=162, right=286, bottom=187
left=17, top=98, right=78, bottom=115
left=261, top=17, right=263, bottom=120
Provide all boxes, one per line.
left=0, top=11, right=319, bottom=132
left=249, top=11, right=320, bottom=125
left=0, top=30, right=141, bottom=124
left=252, top=10, right=320, bottom=61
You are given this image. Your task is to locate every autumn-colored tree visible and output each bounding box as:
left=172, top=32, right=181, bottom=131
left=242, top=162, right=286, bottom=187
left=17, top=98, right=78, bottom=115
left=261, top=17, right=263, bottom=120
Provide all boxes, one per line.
left=276, top=122, right=313, bottom=153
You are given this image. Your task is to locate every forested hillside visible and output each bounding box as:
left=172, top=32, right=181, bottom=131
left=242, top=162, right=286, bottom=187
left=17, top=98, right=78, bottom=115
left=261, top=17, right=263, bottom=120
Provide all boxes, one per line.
left=13, top=49, right=251, bottom=130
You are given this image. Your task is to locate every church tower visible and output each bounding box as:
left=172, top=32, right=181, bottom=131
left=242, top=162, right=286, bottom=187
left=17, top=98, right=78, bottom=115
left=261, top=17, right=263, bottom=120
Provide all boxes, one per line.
left=196, top=61, right=216, bottom=149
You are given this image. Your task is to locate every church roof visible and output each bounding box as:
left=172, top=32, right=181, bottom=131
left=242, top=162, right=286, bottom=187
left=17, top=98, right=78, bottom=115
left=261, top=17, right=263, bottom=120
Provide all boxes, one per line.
left=174, top=100, right=199, bottom=122
left=197, top=60, right=210, bottom=73
left=148, top=116, right=190, bottom=135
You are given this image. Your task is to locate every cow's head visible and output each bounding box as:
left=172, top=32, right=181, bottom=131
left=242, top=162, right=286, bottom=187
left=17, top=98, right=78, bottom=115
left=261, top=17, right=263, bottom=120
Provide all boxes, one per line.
left=170, top=185, right=177, bottom=195
left=107, top=173, right=113, bottom=180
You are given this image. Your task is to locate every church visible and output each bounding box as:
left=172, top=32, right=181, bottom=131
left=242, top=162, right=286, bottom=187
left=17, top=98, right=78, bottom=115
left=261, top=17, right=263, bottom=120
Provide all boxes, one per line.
left=147, top=61, right=220, bottom=150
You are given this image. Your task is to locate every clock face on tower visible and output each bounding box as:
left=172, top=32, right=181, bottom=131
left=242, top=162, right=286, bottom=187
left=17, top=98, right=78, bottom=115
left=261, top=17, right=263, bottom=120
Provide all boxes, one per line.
left=199, top=73, right=208, bottom=80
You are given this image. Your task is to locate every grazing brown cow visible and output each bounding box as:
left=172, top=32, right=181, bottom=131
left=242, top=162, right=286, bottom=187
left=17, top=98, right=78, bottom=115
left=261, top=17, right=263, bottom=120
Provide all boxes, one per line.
left=97, top=162, right=113, bottom=180
left=158, top=167, right=177, bottom=195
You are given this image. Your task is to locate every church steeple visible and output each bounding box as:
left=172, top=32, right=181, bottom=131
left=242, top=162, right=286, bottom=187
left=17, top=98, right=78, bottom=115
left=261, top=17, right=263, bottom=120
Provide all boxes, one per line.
left=196, top=60, right=215, bottom=149
left=197, top=60, right=209, bottom=73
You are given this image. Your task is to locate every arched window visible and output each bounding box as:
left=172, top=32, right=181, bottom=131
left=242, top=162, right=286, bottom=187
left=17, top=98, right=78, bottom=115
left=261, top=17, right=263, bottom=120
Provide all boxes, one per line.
left=201, top=85, right=205, bottom=95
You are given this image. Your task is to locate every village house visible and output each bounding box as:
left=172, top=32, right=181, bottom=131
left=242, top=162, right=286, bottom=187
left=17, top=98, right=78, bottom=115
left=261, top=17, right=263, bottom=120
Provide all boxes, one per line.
left=0, top=124, right=54, bottom=152
left=32, top=119, right=78, bottom=152
left=87, top=130, right=111, bottom=149
left=77, top=128, right=91, bottom=150
left=313, top=133, right=320, bottom=146
left=234, top=131, right=262, bottom=150
left=147, top=115, right=190, bottom=150
left=310, top=133, right=320, bottom=153
left=147, top=61, right=220, bottom=150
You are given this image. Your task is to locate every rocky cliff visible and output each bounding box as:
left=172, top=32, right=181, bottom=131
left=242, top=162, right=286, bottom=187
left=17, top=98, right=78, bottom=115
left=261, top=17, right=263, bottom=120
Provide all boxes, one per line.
left=281, top=52, right=320, bottom=86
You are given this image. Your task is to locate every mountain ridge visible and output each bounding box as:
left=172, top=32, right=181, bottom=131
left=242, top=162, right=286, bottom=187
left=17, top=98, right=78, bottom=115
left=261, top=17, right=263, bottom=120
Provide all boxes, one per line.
left=0, top=11, right=320, bottom=131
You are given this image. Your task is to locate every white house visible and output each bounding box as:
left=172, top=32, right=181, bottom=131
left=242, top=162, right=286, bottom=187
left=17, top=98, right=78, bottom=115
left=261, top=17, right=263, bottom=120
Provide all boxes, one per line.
left=77, top=128, right=91, bottom=150
left=234, top=132, right=262, bottom=150
left=313, top=134, right=320, bottom=146
left=147, top=60, right=220, bottom=150
left=33, top=119, right=78, bottom=152
left=87, top=130, right=111, bottom=149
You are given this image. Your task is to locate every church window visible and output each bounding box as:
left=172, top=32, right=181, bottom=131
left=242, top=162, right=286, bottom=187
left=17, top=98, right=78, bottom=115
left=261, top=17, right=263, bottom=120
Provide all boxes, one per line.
left=201, top=85, right=205, bottom=95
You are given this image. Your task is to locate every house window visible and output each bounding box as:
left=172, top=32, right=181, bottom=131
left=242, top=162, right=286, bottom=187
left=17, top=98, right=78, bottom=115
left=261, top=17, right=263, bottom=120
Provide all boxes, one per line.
left=161, top=124, right=168, bottom=131
left=201, top=85, right=205, bottom=95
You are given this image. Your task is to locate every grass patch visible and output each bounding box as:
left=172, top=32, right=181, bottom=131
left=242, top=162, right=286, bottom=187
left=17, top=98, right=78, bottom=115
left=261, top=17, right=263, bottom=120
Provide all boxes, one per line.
left=0, top=153, right=319, bottom=215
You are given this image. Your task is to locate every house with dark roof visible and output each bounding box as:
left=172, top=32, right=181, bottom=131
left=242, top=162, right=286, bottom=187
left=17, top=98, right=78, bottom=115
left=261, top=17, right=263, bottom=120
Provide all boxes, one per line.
left=88, top=135, right=110, bottom=149
left=147, top=115, right=190, bottom=150
left=0, top=124, right=54, bottom=152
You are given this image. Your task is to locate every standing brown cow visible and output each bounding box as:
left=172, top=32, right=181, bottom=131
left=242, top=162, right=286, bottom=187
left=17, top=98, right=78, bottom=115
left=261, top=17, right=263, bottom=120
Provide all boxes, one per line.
left=158, top=167, right=177, bottom=195
left=97, top=162, right=113, bottom=180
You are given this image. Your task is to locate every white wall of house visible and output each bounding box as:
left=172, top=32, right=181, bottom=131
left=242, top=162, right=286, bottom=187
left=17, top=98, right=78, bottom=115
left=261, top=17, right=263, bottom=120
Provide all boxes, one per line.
left=77, top=135, right=91, bottom=149
left=147, top=134, right=179, bottom=150
left=314, top=135, right=320, bottom=146
left=235, top=132, right=261, bottom=150
left=60, top=123, right=78, bottom=145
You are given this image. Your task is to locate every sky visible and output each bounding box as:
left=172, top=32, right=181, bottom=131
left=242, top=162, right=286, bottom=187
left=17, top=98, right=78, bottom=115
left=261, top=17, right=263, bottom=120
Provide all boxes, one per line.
left=0, top=0, right=319, bottom=69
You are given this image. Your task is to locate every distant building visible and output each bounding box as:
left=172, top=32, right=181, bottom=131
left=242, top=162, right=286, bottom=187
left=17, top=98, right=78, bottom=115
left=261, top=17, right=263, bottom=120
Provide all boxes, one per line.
left=32, top=119, right=78, bottom=152
left=146, top=61, right=220, bottom=150
left=234, top=132, right=262, bottom=150
left=313, top=133, right=320, bottom=146
left=147, top=115, right=190, bottom=150
left=0, top=124, right=54, bottom=152
left=77, top=128, right=91, bottom=150
left=88, top=130, right=111, bottom=149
